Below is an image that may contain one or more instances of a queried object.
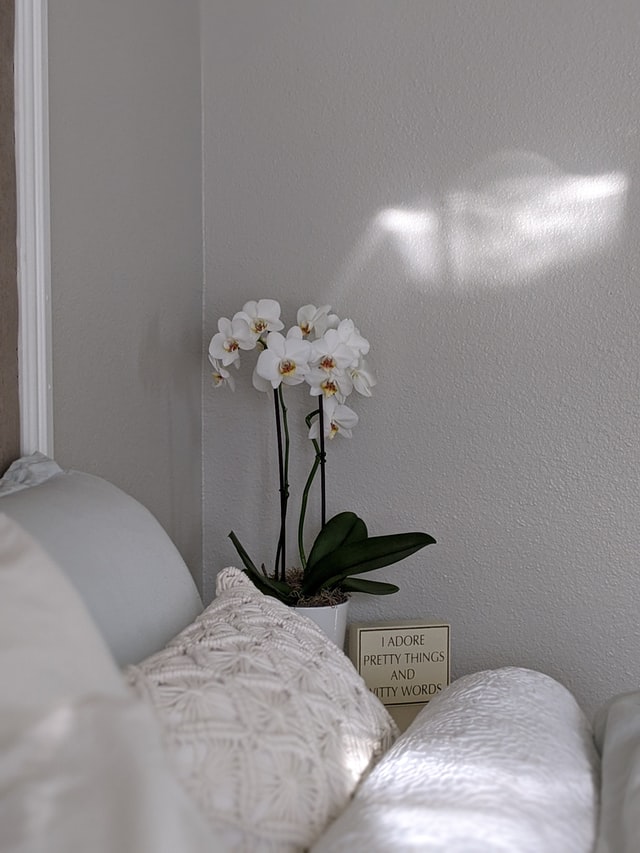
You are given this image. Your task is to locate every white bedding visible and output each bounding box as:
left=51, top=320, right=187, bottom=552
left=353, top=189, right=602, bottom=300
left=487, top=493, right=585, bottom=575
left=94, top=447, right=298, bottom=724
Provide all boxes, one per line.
left=0, top=514, right=216, bottom=853
left=0, top=465, right=619, bottom=853
left=312, top=667, right=600, bottom=852
left=0, top=696, right=217, bottom=853
left=593, top=689, right=640, bottom=853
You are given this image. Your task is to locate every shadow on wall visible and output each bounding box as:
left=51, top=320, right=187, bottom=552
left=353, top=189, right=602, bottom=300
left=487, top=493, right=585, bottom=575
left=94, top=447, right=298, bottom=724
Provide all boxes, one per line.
left=334, top=151, right=628, bottom=293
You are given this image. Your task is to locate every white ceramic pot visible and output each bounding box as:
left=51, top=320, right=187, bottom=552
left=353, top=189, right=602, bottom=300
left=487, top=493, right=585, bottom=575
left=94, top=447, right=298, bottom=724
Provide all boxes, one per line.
left=293, top=600, right=349, bottom=649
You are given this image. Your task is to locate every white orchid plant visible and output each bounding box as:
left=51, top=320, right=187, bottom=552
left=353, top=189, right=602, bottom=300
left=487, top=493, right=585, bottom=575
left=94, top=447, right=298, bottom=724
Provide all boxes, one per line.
left=209, top=298, right=435, bottom=606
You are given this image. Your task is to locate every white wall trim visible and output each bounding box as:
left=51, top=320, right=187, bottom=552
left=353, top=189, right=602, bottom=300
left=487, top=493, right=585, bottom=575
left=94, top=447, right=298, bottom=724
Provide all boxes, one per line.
left=15, top=0, right=53, bottom=456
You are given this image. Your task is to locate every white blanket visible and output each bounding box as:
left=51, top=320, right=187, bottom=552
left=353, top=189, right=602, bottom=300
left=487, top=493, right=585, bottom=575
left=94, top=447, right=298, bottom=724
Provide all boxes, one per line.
left=0, top=695, right=220, bottom=853
left=313, top=667, right=599, bottom=852
left=593, top=689, right=640, bottom=853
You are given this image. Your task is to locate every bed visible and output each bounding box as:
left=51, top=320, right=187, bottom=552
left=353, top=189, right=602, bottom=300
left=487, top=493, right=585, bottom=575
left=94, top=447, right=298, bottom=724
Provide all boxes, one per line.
left=0, top=453, right=636, bottom=851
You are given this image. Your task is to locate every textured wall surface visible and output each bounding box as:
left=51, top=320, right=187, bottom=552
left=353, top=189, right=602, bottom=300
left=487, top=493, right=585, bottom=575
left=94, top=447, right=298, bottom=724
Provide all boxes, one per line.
left=0, top=0, right=19, bottom=474
left=201, top=0, right=640, bottom=717
left=48, top=0, right=203, bottom=577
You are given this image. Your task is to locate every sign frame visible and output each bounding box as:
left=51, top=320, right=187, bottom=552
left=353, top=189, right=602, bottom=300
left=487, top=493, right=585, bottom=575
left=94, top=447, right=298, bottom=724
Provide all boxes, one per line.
left=349, top=620, right=451, bottom=707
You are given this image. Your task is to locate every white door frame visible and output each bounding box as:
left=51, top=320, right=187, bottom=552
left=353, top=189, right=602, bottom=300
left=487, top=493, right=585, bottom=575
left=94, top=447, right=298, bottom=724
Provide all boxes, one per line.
left=14, top=0, right=53, bottom=456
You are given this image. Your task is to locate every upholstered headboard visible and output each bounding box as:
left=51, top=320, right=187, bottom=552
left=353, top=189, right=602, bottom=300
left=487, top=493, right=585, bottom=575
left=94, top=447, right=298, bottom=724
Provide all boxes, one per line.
left=0, top=454, right=203, bottom=665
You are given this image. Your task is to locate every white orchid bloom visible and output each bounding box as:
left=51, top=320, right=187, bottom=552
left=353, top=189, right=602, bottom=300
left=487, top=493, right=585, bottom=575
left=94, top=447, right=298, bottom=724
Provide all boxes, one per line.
left=208, top=316, right=254, bottom=367
left=309, top=396, right=359, bottom=440
left=305, top=328, right=357, bottom=399
left=349, top=358, right=376, bottom=397
left=255, top=328, right=312, bottom=389
left=305, top=366, right=353, bottom=400
left=296, top=304, right=338, bottom=338
left=236, top=299, right=284, bottom=340
left=251, top=365, right=272, bottom=393
left=208, top=356, right=236, bottom=391
left=315, top=311, right=340, bottom=338
left=311, top=328, right=359, bottom=371
left=336, top=318, right=370, bottom=356
left=305, top=329, right=360, bottom=403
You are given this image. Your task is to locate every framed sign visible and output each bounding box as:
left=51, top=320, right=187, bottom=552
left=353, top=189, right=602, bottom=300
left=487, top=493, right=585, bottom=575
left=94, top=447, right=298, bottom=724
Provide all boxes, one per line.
left=349, top=620, right=450, bottom=707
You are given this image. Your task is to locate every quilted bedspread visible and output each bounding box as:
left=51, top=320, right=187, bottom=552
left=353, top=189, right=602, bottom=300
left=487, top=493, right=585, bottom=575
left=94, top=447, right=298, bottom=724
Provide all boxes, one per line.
left=312, top=667, right=600, bottom=852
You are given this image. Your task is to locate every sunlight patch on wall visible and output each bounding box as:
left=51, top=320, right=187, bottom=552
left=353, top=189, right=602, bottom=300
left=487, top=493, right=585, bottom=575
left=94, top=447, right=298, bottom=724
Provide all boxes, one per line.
left=335, top=152, right=628, bottom=294
left=446, top=152, right=628, bottom=288
left=375, top=207, right=443, bottom=281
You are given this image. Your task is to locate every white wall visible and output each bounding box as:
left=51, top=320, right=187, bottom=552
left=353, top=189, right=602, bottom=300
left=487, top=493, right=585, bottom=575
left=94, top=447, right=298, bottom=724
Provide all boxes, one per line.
left=48, top=0, right=203, bottom=577
left=202, top=0, right=640, bottom=717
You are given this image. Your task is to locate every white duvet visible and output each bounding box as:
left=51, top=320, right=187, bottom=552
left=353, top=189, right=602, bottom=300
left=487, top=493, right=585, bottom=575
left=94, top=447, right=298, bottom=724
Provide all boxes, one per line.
left=312, top=667, right=600, bottom=852
left=0, top=665, right=602, bottom=853
left=594, top=689, right=640, bottom=853
left=0, top=695, right=219, bottom=853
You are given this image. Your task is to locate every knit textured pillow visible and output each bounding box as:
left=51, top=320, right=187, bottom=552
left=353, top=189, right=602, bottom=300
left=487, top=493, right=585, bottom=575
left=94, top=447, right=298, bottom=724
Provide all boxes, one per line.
left=126, top=567, right=398, bottom=852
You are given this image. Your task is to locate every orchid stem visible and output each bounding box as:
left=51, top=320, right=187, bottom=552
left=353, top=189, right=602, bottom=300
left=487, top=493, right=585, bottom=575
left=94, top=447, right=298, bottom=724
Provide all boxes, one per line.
left=298, top=411, right=322, bottom=569
left=298, top=400, right=328, bottom=572
left=273, top=388, right=288, bottom=582
left=280, top=386, right=290, bottom=582
left=318, top=398, right=327, bottom=527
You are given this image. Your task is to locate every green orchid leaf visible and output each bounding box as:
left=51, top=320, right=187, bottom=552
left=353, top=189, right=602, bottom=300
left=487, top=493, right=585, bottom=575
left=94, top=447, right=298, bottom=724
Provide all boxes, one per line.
left=228, top=530, right=260, bottom=574
left=339, top=577, right=400, bottom=595
left=228, top=531, right=292, bottom=600
left=244, top=570, right=289, bottom=600
left=250, top=575, right=296, bottom=604
left=306, top=512, right=368, bottom=571
left=302, top=531, right=436, bottom=595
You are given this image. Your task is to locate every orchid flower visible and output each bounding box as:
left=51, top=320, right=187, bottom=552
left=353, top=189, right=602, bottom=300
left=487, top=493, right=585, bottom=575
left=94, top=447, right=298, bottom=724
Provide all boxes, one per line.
left=349, top=358, right=376, bottom=397
left=304, top=329, right=358, bottom=399
left=251, top=365, right=272, bottom=393
left=335, top=318, right=370, bottom=356
left=208, top=356, right=236, bottom=391
left=255, top=328, right=312, bottom=388
left=305, top=366, right=353, bottom=400
left=208, top=315, right=255, bottom=367
left=236, top=299, right=284, bottom=340
left=296, top=304, right=338, bottom=338
left=311, top=329, right=359, bottom=371
left=309, top=397, right=359, bottom=440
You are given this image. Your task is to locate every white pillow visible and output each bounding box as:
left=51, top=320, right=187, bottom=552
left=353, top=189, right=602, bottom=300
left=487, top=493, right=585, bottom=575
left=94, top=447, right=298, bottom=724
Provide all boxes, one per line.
left=0, top=512, right=126, bottom=740
left=312, top=667, right=599, bottom=852
left=0, top=513, right=218, bottom=853
left=126, top=567, right=398, bottom=852
left=0, top=454, right=203, bottom=666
